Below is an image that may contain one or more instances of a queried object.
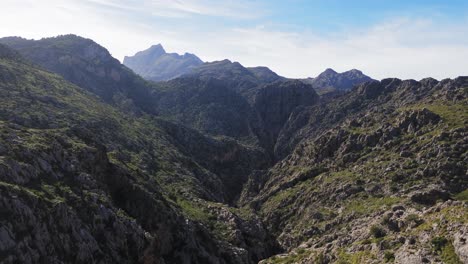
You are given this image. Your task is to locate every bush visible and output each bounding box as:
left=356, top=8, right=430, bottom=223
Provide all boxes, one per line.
left=405, top=214, right=423, bottom=227
left=431, top=236, right=448, bottom=252
left=384, top=251, right=395, bottom=262
left=370, top=225, right=386, bottom=238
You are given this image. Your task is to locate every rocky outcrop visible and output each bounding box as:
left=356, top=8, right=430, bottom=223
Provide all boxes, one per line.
left=453, top=226, right=468, bottom=263
left=254, top=80, right=319, bottom=155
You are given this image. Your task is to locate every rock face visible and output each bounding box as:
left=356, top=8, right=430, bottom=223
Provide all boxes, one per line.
left=123, top=44, right=203, bottom=81
left=302, top=68, right=374, bottom=94
left=254, top=80, right=319, bottom=153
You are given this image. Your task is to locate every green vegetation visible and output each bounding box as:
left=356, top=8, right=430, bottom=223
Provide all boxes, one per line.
left=323, top=170, right=358, bottom=184
left=336, top=250, right=375, bottom=264
left=266, top=249, right=312, bottom=264
left=401, top=102, right=468, bottom=129
left=345, top=124, right=379, bottom=135
left=431, top=236, right=448, bottom=252
left=344, top=196, right=401, bottom=215
left=1, top=35, right=467, bottom=263
left=384, top=251, right=395, bottom=262
left=405, top=214, right=423, bottom=227
left=431, top=237, right=463, bottom=264
left=176, top=198, right=213, bottom=222
left=440, top=241, right=463, bottom=264
left=369, top=225, right=386, bottom=238
left=453, top=189, right=468, bottom=201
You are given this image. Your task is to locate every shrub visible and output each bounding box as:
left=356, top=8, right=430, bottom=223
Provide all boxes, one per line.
left=384, top=251, right=395, bottom=262
left=405, top=214, right=423, bottom=227
left=431, top=236, right=448, bottom=252
left=370, top=225, right=386, bottom=238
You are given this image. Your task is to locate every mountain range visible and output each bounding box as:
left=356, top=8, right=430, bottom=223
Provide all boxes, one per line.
left=123, top=44, right=373, bottom=95
left=0, top=35, right=466, bottom=264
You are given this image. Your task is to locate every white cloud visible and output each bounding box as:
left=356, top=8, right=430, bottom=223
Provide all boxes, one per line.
left=82, top=0, right=265, bottom=18
left=0, top=1, right=467, bottom=80
left=139, top=17, right=468, bottom=80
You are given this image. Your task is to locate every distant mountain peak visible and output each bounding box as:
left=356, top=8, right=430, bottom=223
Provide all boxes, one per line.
left=123, top=44, right=203, bottom=81
left=301, top=68, right=373, bottom=93
left=323, top=68, right=338, bottom=74
left=148, top=43, right=165, bottom=53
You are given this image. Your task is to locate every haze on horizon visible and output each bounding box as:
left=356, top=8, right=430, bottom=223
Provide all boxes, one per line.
left=1, top=0, right=467, bottom=80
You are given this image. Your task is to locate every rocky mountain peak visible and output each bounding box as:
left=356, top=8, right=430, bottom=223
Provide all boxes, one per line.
left=344, top=68, right=363, bottom=75
left=322, top=68, right=338, bottom=75
left=150, top=43, right=164, bottom=51
left=145, top=44, right=166, bottom=57
left=303, top=67, right=374, bottom=93
left=123, top=44, right=203, bottom=81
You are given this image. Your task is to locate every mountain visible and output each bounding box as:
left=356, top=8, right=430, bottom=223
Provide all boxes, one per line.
left=0, top=38, right=278, bottom=264
left=302, top=68, right=374, bottom=94
left=0, top=36, right=292, bottom=151
left=1, top=34, right=467, bottom=264
left=123, top=44, right=203, bottom=81
left=0, top=35, right=158, bottom=114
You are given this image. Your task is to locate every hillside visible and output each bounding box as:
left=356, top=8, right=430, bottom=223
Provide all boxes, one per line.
left=244, top=77, right=468, bottom=263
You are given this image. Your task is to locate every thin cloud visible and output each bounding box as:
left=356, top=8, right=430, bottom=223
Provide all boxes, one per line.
left=0, top=1, right=466, bottom=80
left=82, top=0, right=266, bottom=19
left=150, top=0, right=266, bottom=19
left=166, top=17, right=468, bottom=80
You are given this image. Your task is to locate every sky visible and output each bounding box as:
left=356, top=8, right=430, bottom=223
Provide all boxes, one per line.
left=1, top=0, right=468, bottom=80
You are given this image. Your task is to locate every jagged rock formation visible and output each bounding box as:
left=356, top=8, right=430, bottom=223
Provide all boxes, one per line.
left=0, top=35, right=467, bottom=264
left=123, top=44, right=203, bottom=81
left=242, top=77, right=468, bottom=263
left=302, top=68, right=373, bottom=94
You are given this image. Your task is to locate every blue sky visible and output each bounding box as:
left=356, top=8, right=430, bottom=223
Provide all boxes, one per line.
left=1, top=0, right=468, bottom=79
